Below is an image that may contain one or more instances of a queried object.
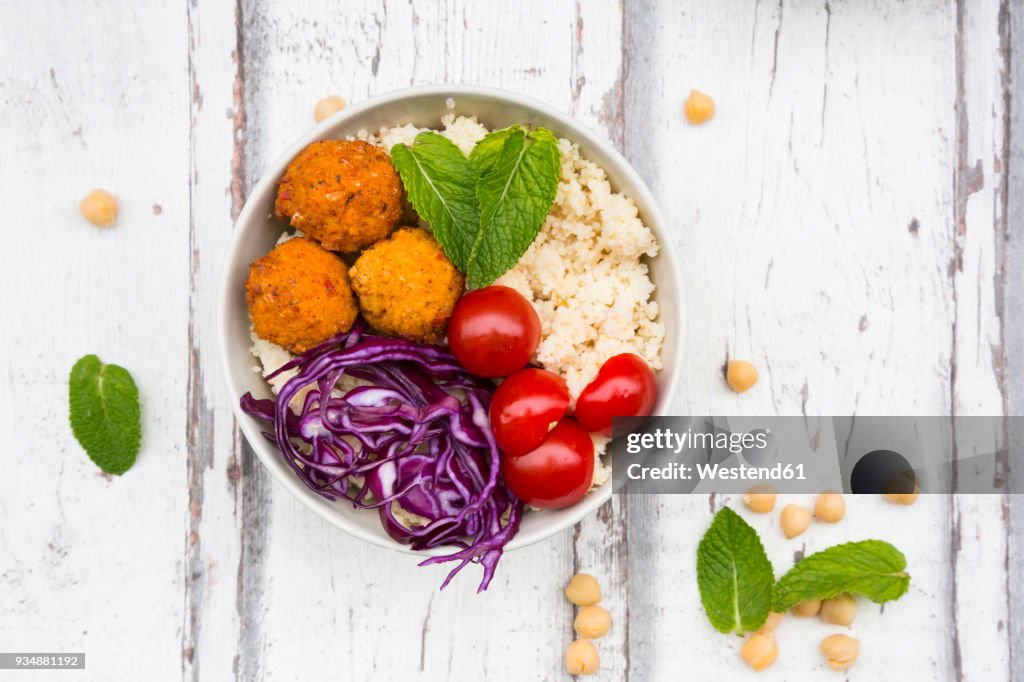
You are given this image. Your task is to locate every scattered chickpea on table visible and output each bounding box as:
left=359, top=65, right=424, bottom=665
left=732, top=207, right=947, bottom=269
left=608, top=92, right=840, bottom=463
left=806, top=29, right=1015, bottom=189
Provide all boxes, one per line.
left=726, top=359, right=759, bottom=393
left=313, top=94, right=347, bottom=123
left=757, top=611, right=784, bottom=635
left=814, top=492, right=846, bottom=523
left=740, top=632, right=779, bottom=671
left=780, top=503, right=812, bottom=538
left=820, top=593, right=857, bottom=627
left=743, top=485, right=777, bottom=513
left=884, top=487, right=920, bottom=505
left=564, top=638, right=600, bottom=676
left=791, top=599, right=822, bottom=618
left=565, top=573, right=601, bottom=606
left=79, top=188, right=118, bottom=227
left=574, top=605, right=612, bottom=639
left=821, top=634, right=859, bottom=671
left=563, top=573, right=611, bottom=676
left=684, top=89, right=716, bottom=124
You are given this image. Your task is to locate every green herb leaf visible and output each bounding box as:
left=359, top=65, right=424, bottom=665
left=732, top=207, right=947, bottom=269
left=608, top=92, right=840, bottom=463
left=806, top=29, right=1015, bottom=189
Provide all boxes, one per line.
left=390, top=132, right=480, bottom=271
left=697, top=507, right=775, bottom=635
left=468, top=126, right=560, bottom=288
left=772, top=540, right=910, bottom=612
left=68, top=354, right=141, bottom=475
left=468, top=126, right=516, bottom=175
left=390, top=126, right=561, bottom=289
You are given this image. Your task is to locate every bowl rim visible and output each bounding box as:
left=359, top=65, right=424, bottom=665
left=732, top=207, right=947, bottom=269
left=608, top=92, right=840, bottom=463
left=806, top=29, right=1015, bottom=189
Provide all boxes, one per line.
left=217, top=83, right=684, bottom=556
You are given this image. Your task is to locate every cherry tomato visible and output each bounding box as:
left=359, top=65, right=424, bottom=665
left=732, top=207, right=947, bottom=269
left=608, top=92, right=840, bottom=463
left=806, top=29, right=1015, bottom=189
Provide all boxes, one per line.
left=574, top=353, right=657, bottom=437
left=500, top=418, right=594, bottom=509
left=447, top=286, right=541, bottom=378
left=489, top=369, right=570, bottom=456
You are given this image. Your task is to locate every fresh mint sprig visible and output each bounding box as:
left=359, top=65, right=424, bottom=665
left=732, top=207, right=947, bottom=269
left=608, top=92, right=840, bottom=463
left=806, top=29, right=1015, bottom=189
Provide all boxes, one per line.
left=697, top=509, right=912, bottom=634
left=390, top=125, right=561, bottom=289
left=389, top=132, right=479, bottom=271
left=771, top=540, right=910, bottom=611
left=69, top=354, right=142, bottom=475
left=469, top=126, right=560, bottom=289
left=697, top=507, right=775, bottom=635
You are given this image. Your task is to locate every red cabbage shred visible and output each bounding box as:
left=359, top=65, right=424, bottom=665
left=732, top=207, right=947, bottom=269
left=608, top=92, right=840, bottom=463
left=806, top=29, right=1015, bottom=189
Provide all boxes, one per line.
left=240, top=320, right=523, bottom=591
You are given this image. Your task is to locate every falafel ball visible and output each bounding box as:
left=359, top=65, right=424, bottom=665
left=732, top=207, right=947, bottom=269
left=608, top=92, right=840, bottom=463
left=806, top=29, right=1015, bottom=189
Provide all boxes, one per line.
left=274, top=140, right=403, bottom=252
left=246, top=237, right=358, bottom=353
left=349, top=228, right=465, bottom=343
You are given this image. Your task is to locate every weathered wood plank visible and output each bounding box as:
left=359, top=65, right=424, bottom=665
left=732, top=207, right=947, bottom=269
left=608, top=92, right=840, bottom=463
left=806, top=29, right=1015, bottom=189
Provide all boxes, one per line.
left=183, top=0, right=255, bottom=680
left=0, top=2, right=191, bottom=680
left=949, top=0, right=1013, bottom=680
left=1006, top=1, right=1024, bottom=677
left=566, top=3, right=634, bottom=680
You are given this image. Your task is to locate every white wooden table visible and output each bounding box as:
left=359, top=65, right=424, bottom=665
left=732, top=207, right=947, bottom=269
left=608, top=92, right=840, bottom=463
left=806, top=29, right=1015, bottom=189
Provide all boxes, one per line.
left=2, top=1, right=1021, bottom=679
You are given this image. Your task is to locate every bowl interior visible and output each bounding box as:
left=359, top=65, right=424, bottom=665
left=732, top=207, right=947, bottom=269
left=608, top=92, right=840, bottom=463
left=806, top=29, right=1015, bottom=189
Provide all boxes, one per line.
left=219, top=85, right=683, bottom=555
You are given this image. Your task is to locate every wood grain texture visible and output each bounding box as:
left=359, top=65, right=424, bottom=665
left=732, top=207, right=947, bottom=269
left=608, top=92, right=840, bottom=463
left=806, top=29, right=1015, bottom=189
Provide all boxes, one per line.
left=949, top=1, right=1012, bottom=679
left=566, top=4, right=634, bottom=680
left=0, top=0, right=1020, bottom=680
left=1007, top=1, right=1024, bottom=677
left=184, top=0, right=256, bottom=680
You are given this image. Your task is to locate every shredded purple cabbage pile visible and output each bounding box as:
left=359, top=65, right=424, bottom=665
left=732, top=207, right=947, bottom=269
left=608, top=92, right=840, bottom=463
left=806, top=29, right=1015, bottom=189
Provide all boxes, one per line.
left=240, top=320, right=523, bottom=591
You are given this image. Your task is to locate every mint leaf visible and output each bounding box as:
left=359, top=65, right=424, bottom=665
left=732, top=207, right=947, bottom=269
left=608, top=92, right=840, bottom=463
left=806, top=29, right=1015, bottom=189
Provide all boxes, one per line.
left=468, top=126, right=560, bottom=288
left=468, top=126, right=516, bottom=175
left=390, top=132, right=479, bottom=271
left=697, top=507, right=775, bottom=635
left=772, top=540, right=910, bottom=612
left=390, top=126, right=561, bottom=289
left=69, top=354, right=141, bottom=475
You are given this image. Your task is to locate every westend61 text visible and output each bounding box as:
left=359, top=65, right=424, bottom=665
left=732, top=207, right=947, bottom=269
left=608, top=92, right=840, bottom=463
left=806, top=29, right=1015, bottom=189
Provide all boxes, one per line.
left=625, top=462, right=807, bottom=481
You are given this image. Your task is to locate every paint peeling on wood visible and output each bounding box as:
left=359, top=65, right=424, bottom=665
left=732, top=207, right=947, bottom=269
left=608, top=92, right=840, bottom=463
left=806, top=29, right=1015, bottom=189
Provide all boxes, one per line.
left=182, top=2, right=216, bottom=678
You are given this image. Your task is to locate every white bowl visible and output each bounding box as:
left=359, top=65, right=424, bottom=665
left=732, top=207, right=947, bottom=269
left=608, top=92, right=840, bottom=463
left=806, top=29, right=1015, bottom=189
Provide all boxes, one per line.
left=218, top=85, right=683, bottom=556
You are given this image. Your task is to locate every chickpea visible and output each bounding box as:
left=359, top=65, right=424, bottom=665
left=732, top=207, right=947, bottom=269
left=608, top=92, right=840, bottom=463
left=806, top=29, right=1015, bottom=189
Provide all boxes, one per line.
left=573, top=605, right=612, bottom=639
left=684, top=89, right=716, bottom=125
left=780, top=504, right=812, bottom=539
left=757, top=611, right=784, bottom=635
left=564, top=638, right=600, bottom=676
left=884, top=486, right=920, bottom=506
left=314, top=95, right=347, bottom=123
left=565, top=573, right=601, bottom=606
left=820, top=634, right=859, bottom=671
left=814, top=492, right=846, bottom=523
left=820, top=593, right=856, bottom=626
left=739, top=632, right=778, bottom=672
left=726, top=359, right=758, bottom=393
left=791, top=599, right=822, bottom=617
left=743, top=484, right=777, bottom=514
left=79, top=188, right=118, bottom=227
